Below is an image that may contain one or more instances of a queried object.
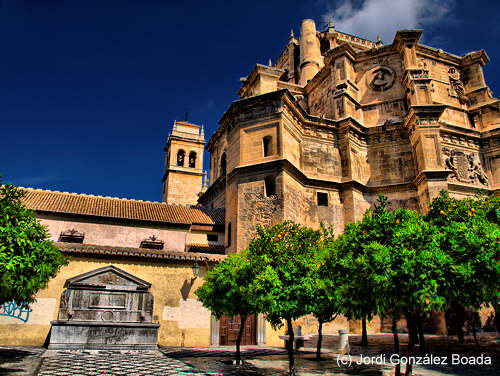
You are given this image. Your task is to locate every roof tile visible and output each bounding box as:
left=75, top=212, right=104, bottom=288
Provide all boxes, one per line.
left=56, top=242, right=226, bottom=262
left=20, top=188, right=224, bottom=226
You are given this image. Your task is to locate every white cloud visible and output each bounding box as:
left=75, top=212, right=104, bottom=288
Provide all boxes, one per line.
left=322, top=0, right=455, bottom=44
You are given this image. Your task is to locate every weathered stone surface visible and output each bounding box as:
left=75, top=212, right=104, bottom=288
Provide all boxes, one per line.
left=48, top=265, right=159, bottom=350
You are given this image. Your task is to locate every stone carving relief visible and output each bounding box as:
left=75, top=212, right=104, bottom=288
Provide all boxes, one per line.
left=368, top=66, right=395, bottom=91
left=448, top=68, right=467, bottom=104
left=49, top=265, right=159, bottom=349
left=443, top=148, right=488, bottom=186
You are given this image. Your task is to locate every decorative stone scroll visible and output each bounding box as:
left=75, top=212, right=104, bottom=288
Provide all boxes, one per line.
left=443, top=148, right=488, bottom=186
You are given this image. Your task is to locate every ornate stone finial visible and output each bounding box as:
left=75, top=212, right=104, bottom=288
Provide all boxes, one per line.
left=202, top=171, right=209, bottom=190
left=268, top=58, right=272, bottom=66
left=328, top=20, right=335, bottom=33
left=376, top=35, right=383, bottom=46
left=290, top=29, right=295, bottom=39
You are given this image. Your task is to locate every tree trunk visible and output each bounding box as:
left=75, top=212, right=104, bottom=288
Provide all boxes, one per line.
left=286, top=318, right=296, bottom=376
left=493, top=302, right=499, bottom=334
left=417, top=314, right=426, bottom=352
left=406, top=312, right=418, bottom=349
left=235, top=315, right=247, bottom=365
left=404, top=313, right=416, bottom=376
left=392, top=316, right=401, bottom=376
left=316, top=320, right=323, bottom=360
left=451, top=303, right=466, bottom=344
left=404, top=362, right=413, bottom=376
left=360, top=318, right=368, bottom=346
left=472, top=326, right=479, bottom=348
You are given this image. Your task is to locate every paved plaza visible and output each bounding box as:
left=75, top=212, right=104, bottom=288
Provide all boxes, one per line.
left=0, top=334, right=498, bottom=375
left=37, top=351, right=213, bottom=376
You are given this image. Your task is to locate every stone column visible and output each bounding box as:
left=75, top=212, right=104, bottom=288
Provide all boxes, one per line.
left=299, top=19, right=323, bottom=86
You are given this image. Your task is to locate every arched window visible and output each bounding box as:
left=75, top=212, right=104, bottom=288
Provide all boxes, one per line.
left=220, top=152, right=227, bottom=177
left=263, top=136, right=272, bottom=157
left=189, top=151, right=197, bottom=168
left=176, top=149, right=185, bottom=166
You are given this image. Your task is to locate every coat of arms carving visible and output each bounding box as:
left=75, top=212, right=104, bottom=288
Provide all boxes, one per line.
left=443, top=148, right=489, bottom=186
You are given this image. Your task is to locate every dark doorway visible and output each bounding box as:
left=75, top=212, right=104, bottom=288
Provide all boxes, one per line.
left=219, top=314, right=257, bottom=345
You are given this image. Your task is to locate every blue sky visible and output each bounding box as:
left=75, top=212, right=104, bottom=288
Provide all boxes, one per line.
left=1, top=0, right=499, bottom=201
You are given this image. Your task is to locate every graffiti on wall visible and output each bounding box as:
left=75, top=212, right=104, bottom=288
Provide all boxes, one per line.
left=0, top=302, right=32, bottom=322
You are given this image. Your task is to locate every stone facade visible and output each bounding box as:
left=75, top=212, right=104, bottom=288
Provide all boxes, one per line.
left=200, top=19, right=499, bottom=254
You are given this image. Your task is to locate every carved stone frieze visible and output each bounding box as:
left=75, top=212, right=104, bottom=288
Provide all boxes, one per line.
left=441, top=133, right=481, bottom=148
left=237, top=101, right=283, bottom=122
left=443, top=147, right=488, bottom=186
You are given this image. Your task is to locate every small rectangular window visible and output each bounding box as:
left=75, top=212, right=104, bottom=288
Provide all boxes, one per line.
left=207, top=234, right=218, bottom=242
left=317, top=192, right=328, bottom=206
left=264, top=176, right=276, bottom=197
left=263, top=136, right=272, bottom=157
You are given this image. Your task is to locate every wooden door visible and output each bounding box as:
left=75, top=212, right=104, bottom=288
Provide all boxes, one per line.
left=219, top=314, right=256, bottom=345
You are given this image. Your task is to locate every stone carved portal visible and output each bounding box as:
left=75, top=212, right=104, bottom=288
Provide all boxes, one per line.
left=49, top=265, right=159, bottom=350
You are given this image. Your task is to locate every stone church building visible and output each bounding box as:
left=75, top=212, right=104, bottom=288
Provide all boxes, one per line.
left=1, top=19, right=498, bottom=348
left=199, top=19, right=498, bottom=253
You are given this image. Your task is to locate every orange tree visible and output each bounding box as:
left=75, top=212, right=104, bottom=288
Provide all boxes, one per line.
left=322, top=196, right=401, bottom=346
left=426, top=190, right=500, bottom=342
left=0, top=183, right=68, bottom=306
left=310, top=225, right=341, bottom=360
left=195, top=251, right=260, bottom=364
left=322, top=196, right=448, bottom=376
left=247, top=221, right=322, bottom=376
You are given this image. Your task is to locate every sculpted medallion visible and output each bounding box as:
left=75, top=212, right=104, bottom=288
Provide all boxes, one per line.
left=368, top=66, right=395, bottom=91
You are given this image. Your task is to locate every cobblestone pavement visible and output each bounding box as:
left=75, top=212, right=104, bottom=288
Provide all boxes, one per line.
left=37, top=351, right=216, bottom=376
left=0, top=347, right=45, bottom=376
left=160, top=346, right=289, bottom=358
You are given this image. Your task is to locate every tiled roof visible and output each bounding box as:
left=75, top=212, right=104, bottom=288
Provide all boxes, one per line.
left=56, top=242, right=226, bottom=263
left=187, top=243, right=226, bottom=255
left=20, top=188, right=224, bottom=226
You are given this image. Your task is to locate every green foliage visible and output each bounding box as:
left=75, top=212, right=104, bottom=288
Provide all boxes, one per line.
left=323, top=191, right=499, bottom=329
left=195, top=250, right=260, bottom=319
left=310, top=228, right=340, bottom=324
left=426, top=189, right=499, bottom=226
left=322, top=195, right=404, bottom=320
left=247, top=221, right=322, bottom=329
left=426, top=190, right=500, bottom=310
left=388, top=209, right=449, bottom=314
left=0, top=183, right=68, bottom=306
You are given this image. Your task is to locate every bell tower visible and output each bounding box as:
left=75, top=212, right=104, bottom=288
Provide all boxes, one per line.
left=162, top=121, right=205, bottom=205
